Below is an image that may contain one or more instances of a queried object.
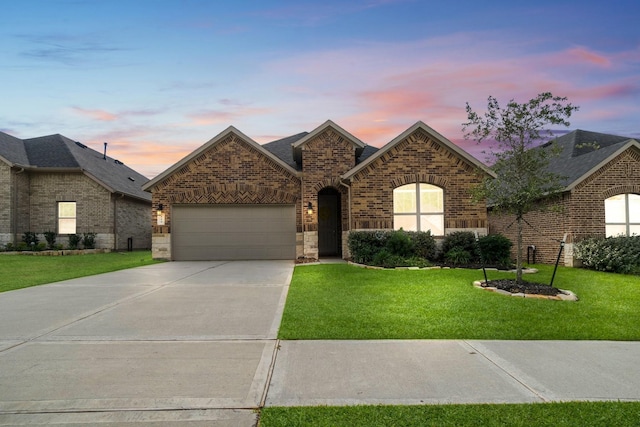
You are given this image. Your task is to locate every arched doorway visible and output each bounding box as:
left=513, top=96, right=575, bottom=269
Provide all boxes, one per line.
left=318, top=187, right=342, bottom=257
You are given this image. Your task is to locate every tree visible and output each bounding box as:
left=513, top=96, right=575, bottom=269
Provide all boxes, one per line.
left=463, top=92, right=579, bottom=283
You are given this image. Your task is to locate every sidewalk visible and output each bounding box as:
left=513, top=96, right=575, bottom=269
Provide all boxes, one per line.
left=266, top=339, right=640, bottom=406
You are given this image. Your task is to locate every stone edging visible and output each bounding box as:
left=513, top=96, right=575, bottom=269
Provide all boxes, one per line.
left=473, top=280, right=578, bottom=301
left=0, top=249, right=112, bottom=256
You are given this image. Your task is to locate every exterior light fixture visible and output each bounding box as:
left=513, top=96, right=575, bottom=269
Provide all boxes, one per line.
left=157, top=203, right=164, bottom=215
left=307, top=202, right=313, bottom=215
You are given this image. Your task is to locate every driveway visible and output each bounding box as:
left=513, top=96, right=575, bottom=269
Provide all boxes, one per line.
left=0, top=260, right=293, bottom=426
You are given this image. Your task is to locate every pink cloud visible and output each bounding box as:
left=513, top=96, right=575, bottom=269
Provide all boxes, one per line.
left=565, top=47, right=612, bottom=67
left=71, top=107, right=117, bottom=121
left=186, top=106, right=272, bottom=126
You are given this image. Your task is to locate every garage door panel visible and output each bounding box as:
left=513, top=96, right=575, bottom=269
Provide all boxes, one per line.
left=172, top=205, right=296, bottom=260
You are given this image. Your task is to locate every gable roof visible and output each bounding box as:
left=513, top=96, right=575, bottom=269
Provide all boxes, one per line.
left=542, top=129, right=639, bottom=190
left=1, top=132, right=151, bottom=202
left=142, top=126, right=300, bottom=191
left=292, top=120, right=367, bottom=166
left=342, top=121, right=495, bottom=180
left=262, top=132, right=308, bottom=169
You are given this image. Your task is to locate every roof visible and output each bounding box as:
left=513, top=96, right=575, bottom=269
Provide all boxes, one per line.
left=0, top=131, right=29, bottom=166
left=262, top=132, right=308, bottom=169
left=292, top=120, right=366, bottom=166
left=542, top=129, right=639, bottom=190
left=1, top=132, right=151, bottom=202
left=343, top=121, right=495, bottom=180
left=143, top=126, right=300, bottom=191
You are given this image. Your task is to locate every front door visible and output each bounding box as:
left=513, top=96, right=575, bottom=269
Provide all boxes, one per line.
left=318, top=188, right=341, bottom=257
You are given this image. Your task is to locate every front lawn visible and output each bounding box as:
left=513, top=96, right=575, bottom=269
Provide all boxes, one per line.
left=260, top=402, right=640, bottom=427
left=278, top=264, right=640, bottom=340
left=0, top=251, right=162, bottom=293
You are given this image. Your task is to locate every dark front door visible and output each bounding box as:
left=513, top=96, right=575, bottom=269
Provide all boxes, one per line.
left=318, top=188, right=341, bottom=257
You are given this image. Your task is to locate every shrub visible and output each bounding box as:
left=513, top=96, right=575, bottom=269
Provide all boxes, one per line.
left=575, top=236, right=640, bottom=274
left=83, top=232, right=97, bottom=249
left=348, top=231, right=389, bottom=264
left=68, top=234, right=81, bottom=249
left=22, top=231, right=39, bottom=248
left=4, top=243, right=14, bottom=251
left=36, top=242, right=47, bottom=251
left=408, top=230, right=438, bottom=261
left=17, top=242, right=28, bottom=251
left=444, top=248, right=472, bottom=266
left=477, top=233, right=513, bottom=267
left=373, top=249, right=409, bottom=268
left=441, top=231, right=478, bottom=262
left=385, top=229, right=415, bottom=258
left=43, top=231, right=57, bottom=249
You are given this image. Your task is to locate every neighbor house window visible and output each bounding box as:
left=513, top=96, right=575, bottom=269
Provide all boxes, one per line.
left=393, top=183, right=444, bottom=235
left=605, top=194, right=640, bottom=237
left=58, top=202, right=77, bottom=234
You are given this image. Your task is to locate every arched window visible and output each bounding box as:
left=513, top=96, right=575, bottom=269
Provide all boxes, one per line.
left=393, top=183, right=444, bottom=235
left=605, top=194, right=640, bottom=237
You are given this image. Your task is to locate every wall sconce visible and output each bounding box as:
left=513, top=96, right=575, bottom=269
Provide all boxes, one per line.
left=157, top=203, right=163, bottom=215
left=307, top=202, right=313, bottom=215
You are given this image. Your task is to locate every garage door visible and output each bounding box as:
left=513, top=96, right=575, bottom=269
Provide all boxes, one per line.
left=172, top=205, right=296, bottom=260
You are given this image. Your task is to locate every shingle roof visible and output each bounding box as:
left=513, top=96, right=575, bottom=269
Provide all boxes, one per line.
left=0, top=131, right=29, bottom=165
left=262, top=132, right=308, bottom=169
left=1, top=133, right=150, bottom=202
left=543, top=129, right=635, bottom=188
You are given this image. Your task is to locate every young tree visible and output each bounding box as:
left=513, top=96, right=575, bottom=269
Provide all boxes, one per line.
left=463, top=92, right=579, bottom=283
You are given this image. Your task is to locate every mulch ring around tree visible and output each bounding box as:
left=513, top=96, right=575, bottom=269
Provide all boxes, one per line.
left=474, top=279, right=578, bottom=301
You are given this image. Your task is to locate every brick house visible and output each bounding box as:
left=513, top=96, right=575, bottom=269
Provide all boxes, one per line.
left=488, top=130, right=640, bottom=266
left=0, top=132, right=152, bottom=250
left=143, top=120, right=493, bottom=261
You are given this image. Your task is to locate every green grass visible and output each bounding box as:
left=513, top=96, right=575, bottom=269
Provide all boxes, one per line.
left=260, top=402, right=640, bottom=427
left=0, top=251, right=163, bottom=293
left=278, top=264, right=640, bottom=340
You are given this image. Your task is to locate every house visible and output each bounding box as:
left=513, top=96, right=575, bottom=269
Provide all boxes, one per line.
left=0, top=132, right=152, bottom=250
left=488, top=129, right=640, bottom=266
left=143, top=120, right=493, bottom=261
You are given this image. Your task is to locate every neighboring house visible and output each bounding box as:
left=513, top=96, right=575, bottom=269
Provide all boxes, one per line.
left=143, top=120, right=494, bottom=261
left=489, top=129, right=640, bottom=266
left=0, top=132, right=152, bottom=250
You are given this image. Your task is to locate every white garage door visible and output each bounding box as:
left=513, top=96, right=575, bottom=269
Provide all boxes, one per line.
left=172, top=205, right=296, bottom=261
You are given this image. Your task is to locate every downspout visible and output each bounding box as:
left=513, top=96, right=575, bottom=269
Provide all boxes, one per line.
left=114, top=193, right=125, bottom=251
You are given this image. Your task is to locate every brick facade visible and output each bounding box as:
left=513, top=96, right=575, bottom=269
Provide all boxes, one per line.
left=489, top=147, right=640, bottom=265
left=145, top=121, right=491, bottom=261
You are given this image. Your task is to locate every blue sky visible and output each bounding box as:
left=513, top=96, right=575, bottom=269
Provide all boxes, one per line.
left=2, top=0, right=639, bottom=178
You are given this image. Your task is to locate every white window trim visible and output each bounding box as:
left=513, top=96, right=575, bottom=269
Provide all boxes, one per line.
left=605, top=193, right=640, bottom=237
left=393, top=183, right=444, bottom=235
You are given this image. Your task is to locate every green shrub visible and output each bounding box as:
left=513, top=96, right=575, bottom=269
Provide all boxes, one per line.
left=408, top=230, right=438, bottom=261
left=36, top=242, right=47, bottom=251
left=477, top=233, right=512, bottom=267
left=17, top=242, right=28, bottom=251
left=347, top=231, right=389, bottom=264
left=22, top=231, right=39, bottom=248
left=575, top=236, right=640, bottom=274
left=83, top=232, right=97, bottom=249
left=4, top=243, right=14, bottom=251
left=373, top=250, right=410, bottom=268
left=444, top=248, right=472, bottom=266
left=386, top=229, right=415, bottom=258
left=68, top=234, right=81, bottom=249
left=43, top=231, right=57, bottom=249
left=441, top=231, right=478, bottom=262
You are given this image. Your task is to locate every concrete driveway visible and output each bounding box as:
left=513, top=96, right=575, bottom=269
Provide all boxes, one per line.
left=0, top=260, right=293, bottom=426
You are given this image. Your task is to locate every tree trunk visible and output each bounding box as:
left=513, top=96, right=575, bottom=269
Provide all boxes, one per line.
left=516, top=215, right=523, bottom=284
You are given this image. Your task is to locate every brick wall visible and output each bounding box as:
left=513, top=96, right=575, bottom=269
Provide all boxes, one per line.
left=0, top=164, right=11, bottom=236
left=147, top=133, right=301, bottom=258
left=349, top=127, right=488, bottom=233
left=488, top=147, right=640, bottom=265
left=300, top=127, right=356, bottom=258
left=115, top=196, right=152, bottom=250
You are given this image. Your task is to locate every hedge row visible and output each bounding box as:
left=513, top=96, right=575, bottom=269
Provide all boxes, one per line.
left=575, top=235, right=640, bottom=274
left=347, top=230, right=512, bottom=268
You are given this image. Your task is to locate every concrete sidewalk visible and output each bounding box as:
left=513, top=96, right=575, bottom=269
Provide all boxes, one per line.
left=266, top=340, right=640, bottom=407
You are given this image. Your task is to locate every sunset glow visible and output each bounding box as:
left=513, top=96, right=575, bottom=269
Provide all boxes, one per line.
left=2, top=1, right=638, bottom=178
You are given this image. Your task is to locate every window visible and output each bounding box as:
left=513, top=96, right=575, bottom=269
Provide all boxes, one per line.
left=393, top=183, right=444, bottom=235
left=605, top=194, right=640, bottom=237
left=58, top=202, right=76, bottom=234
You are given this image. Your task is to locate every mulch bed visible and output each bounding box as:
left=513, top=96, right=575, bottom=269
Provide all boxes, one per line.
left=483, top=279, right=564, bottom=296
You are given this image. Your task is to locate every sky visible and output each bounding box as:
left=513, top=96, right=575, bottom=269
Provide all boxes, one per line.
left=2, top=0, right=639, bottom=178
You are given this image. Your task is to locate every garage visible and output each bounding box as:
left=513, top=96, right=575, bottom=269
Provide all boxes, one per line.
left=172, top=205, right=296, bottom=261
